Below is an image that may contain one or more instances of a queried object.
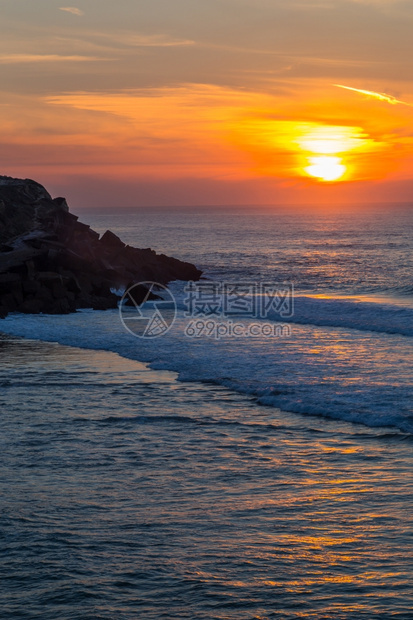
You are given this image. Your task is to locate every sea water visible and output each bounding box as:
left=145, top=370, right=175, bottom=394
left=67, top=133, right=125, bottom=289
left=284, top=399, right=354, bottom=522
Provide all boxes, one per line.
left=0, top=204, right=412, bottom=618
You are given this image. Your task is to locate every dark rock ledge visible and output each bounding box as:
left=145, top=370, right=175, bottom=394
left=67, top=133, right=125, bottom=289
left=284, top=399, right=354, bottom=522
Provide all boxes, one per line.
left=0, top=176, right=202, bottom=318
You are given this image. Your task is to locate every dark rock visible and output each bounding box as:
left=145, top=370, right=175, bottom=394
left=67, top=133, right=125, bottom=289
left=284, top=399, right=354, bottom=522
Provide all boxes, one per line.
left=18, top=298, right=45, bottom=314
left=22, top=280, right=39, bottom=295
left=0, top=273, right=21, bottom=288
left=0, top=176, right=202, bottom=317
left=0, top=244, right=14, bottom=253
left=100, top=230, right=125, bottom=249
left=52, top=197, right=69, bottom=211
left=124, top=283, right=160, bottom=306
left=1, top=293, right=18, bottom=312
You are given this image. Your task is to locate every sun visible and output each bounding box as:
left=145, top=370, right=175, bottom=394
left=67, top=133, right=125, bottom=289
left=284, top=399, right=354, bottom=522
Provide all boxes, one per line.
left=305, top=155, right=346, bottom=182
left=236, top=119, right=376, bottom=183
left=295, top=126, right=362, bottom=182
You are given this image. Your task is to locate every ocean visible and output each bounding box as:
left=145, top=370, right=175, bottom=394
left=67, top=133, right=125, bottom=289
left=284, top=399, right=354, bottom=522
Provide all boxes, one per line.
left=0, top=203, right=412, bottom=619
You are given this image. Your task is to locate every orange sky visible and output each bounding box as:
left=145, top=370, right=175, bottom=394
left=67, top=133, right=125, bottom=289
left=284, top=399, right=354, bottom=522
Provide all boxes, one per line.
left=1, top=1, right=413, bottom=206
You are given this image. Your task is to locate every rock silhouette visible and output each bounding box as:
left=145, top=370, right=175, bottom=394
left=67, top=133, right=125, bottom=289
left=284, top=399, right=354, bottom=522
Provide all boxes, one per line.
left=0, top=176, right=202, bottom=317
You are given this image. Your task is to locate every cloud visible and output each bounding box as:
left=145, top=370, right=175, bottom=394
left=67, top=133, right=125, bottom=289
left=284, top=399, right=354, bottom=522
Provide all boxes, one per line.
left=334, top=84, right=413, bottom=106
left=0, top=54, right=105, bottom=64
left=103, top=33, right=195, bottom=48
left=59, top=7, right=84, bottom=16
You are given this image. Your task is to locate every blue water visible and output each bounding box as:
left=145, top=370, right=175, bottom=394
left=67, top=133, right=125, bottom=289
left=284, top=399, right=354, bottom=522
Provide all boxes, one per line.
left=0, top=204, right=412, bottom=618
left=78, top=203, right=413, bottom=299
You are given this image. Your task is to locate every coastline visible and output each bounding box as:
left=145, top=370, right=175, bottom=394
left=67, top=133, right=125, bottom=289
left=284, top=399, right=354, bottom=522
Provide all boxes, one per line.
left=1, top=329, right=406, bottom=438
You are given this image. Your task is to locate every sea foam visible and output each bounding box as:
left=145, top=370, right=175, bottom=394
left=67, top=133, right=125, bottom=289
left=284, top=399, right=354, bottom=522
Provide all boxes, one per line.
left=1, top=294, right=412, bottom=434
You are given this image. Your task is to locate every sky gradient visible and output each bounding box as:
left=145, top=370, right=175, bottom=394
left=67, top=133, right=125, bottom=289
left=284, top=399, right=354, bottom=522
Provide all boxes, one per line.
left=1, top=0, right=413, bottom=206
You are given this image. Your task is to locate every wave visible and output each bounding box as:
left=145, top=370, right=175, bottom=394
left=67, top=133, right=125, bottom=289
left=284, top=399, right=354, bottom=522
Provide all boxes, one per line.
left=170, top=283, right=413, bottom=338
left=279, top=295, right=413, bottom=337
left=1, top=300, right=412, bottom=434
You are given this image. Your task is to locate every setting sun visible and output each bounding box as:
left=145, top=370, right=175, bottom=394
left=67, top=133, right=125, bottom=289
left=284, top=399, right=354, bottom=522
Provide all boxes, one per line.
left=297, top=125, right=369, bottom=182
left=234, top=118, right=383, bottom=187
left=305, top=156, right=346, bottom=182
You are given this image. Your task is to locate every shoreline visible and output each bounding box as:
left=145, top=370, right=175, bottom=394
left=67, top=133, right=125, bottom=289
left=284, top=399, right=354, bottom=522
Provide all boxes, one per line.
left=0, top=329, right=409, bottom=439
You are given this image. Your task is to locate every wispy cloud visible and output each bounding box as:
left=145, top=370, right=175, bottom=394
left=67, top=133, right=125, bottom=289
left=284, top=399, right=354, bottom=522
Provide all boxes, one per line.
left=109, top=33, right=195, bottom=48
left=0, top=54, right=105, bottom=64
left=334, top=84, right=413, bottom=106
left=59, top=7, right=84, bottom=16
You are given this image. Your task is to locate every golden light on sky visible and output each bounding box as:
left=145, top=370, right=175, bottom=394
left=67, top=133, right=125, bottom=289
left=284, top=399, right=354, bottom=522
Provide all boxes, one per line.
left=296, top=126, right=368, bottom=156
left=230, top=116, right=385, bottom=185
left=1, top=1, right=413, bottom=205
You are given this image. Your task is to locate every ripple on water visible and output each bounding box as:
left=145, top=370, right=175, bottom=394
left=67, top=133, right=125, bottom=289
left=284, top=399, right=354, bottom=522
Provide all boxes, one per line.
left=0, top=336, right=412, bottom=619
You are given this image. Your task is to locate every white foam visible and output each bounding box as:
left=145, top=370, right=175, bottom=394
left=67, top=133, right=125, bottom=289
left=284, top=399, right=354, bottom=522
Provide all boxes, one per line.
left=282, top=295, right=413, bottom=337
left=169, top=282, right=413, bottom=338
left=1, top=303, right=412, bottom=434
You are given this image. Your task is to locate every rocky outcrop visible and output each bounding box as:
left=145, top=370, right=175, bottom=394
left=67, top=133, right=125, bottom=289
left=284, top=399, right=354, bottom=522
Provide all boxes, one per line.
left=0, top=176, right=202, bottom=317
